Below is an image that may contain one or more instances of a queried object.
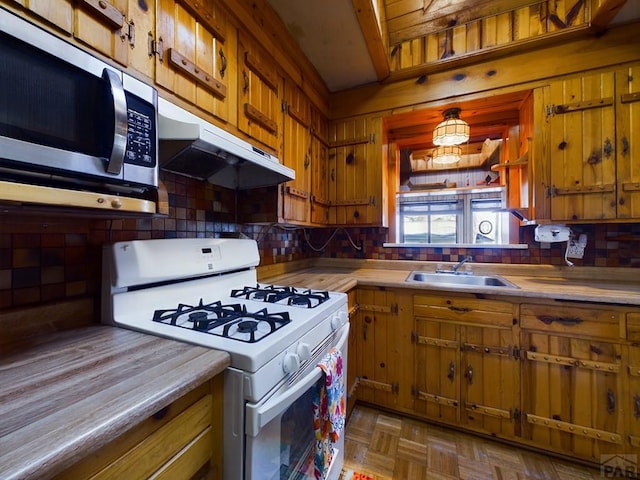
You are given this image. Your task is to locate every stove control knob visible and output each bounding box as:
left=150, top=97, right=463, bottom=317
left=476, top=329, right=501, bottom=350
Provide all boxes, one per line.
left=282, top=352, right=301, bottom=374
left=330, top=311, right=348, bottom=330
left=297, top=342, right=311, bottom=361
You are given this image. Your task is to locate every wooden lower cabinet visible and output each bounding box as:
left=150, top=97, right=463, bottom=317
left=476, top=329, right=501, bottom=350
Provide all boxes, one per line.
left=461, top=322, right=520, bottom=438
left=412, top=292, right=519, bottom=440
left=346, top=288, right=358, bottom=418
left=352, top=287, right=413, bottom=413
left=349, top=288, right=640, bottom=469
left=625, top=313, right=640, bottom=456
left=413, top=315, right=460, bottom=423
left=520, top=302, right=625, bottom=462
left=54, top=376, right=223, bottom=480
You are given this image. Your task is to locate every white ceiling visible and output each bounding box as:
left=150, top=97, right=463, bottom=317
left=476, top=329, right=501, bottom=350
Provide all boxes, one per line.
left=267, top=0, right=640, bottom=93
left=266, top=0, right=378, bottom=92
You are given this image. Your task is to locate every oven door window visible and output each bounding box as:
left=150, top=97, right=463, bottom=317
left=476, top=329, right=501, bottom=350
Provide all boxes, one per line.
left=245, top=324, right=349, bottom=480
left=247, top=377, right=323, bottom=480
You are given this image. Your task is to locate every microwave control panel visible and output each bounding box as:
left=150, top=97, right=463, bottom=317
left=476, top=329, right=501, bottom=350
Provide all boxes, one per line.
left=125, top=94, right=156, bottom=167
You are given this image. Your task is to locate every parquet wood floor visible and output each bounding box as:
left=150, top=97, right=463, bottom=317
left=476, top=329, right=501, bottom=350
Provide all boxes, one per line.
left=343, top=404, right=603, bottom=479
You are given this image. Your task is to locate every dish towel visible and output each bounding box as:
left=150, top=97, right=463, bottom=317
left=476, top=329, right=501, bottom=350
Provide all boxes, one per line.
left=313, top=347, right=345, bottom=479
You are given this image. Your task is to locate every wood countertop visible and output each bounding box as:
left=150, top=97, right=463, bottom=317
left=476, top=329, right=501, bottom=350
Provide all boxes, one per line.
left=0, top=326, right=230, bottom=480
left=258, top=258, right=640, bottom=305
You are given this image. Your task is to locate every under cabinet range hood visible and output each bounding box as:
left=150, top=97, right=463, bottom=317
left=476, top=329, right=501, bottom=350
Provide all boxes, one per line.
left=157, top=98, right=294, bottom=189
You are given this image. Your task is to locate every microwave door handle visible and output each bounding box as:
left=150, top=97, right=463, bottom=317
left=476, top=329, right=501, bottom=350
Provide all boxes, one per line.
left=247, top=323, right=350, bottom=436
left=102, top=68, right=128, bottom=175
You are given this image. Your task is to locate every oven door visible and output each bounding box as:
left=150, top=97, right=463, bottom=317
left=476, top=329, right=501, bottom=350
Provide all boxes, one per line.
left=245, top=323, right=349, bottom=480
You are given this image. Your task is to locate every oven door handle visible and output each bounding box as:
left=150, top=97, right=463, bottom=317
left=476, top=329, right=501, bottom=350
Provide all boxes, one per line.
left=246, top=323, right=349, bottom=437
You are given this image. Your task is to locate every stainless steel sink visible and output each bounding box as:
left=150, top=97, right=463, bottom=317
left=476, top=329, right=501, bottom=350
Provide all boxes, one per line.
left=406, top=272, right=519, bottom=288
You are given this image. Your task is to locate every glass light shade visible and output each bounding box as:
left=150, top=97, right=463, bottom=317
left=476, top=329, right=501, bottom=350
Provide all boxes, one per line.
left=431, top=145, right=462, bottom=165
left=432, top=108, right=470, bottom=146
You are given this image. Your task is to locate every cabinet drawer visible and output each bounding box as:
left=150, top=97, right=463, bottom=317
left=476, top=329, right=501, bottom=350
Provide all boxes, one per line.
left=55, top=381, right=218, bottom=480
left=521, top=303, right=624, bottom=340
left=93, top=394, right=213, bottom=480
left=627, top=313, right=640, bottom=342
left=414, top=293, right=514, bottom=327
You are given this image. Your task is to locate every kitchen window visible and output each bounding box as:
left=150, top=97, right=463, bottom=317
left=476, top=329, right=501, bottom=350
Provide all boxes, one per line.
left=396, top=186, right=509, bottom=245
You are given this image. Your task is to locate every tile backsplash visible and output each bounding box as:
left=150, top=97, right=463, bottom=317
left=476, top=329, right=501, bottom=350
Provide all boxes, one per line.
left=0, top=172, right=638, bottom=310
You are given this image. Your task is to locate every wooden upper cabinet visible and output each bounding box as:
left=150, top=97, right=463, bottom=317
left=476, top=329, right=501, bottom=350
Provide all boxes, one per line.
left=74, top=0, right=131, bottom=66
left=328, top=115, right=384, bottom=225
left=544, top=65, right=640, bottom=222
left=237, top=29, right=282, bottom=152
left=14, top=0, right=133, bottom=66
left=615, top=64, right=640, bottom=219
left=12, top=0, right=74, bottom=34
left=156, top=0, right=231, bottom=122
left=546, top=70, right=616, bottom=221
left=310, top=106, right=330, bottom=225
left=281, top=81, right=312, bottom=224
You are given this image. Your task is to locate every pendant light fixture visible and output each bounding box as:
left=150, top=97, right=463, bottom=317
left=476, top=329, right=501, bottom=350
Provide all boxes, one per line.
left=431, top=145, right=462, bottom=165
left=432, top=108, right=470, bottom=146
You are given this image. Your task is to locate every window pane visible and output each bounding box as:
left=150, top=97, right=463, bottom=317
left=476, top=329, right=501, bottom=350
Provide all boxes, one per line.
left=403, top=214, right=427, bottom=243
left=429, top=214, right=458, bottom=243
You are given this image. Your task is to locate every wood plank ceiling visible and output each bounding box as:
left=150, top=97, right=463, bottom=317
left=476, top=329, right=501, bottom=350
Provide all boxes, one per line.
left=267, top=0, right=635, bottom=153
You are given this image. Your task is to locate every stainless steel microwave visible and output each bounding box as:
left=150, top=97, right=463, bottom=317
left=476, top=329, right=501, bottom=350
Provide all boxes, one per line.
left=0, top=7, right=158, bottom=194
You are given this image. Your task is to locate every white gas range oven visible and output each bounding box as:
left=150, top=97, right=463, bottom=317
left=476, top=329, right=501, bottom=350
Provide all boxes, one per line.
left=102, top=238, right=349, bottom=480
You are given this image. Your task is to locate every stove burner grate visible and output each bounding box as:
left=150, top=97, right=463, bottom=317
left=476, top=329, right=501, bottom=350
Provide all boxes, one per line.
left=152, top=300, right=291, bottom=343
left=231, top=284, right=330, bottom=308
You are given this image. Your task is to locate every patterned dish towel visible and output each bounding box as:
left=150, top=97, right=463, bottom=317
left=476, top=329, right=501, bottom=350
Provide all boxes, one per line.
left=313, top=347, right=345, bottom=479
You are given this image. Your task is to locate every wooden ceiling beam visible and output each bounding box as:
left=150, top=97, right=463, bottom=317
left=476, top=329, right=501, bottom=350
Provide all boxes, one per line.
left=352, top=0, right=391, bottom=81
left=590, top=0, right=628, bottom=34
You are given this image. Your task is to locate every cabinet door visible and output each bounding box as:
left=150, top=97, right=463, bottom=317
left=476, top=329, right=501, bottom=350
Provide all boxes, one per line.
left=355, top=288, right=406, bottom=410
left=13, top=0, right=73, bottom=34
left=156, top=0, right=230, bottom=121
left=281, top=82, right=311, bottom=223
left=461, top=324, right=519, bottom=439
left=625, top=313, right=640, bottom=455
left=74, top=0, right=130, bottom=66
left=237, top=29, right=282, bottom=151
left=310, top=107, right=330, bottom=225
left=346, top=289, right=358, bottom=418
left=328, top=115, right=383, bottom=225
left=413, top=293, right=514, bottom=426
left=616, top=64, right=640, bottom=219
left=626, top=343, right=640, bottom=455
left=413, top=316, right=460, bottom=424
left=521, top=332, right=623, bottom=461
left=547, top=71, right=617, bottom=221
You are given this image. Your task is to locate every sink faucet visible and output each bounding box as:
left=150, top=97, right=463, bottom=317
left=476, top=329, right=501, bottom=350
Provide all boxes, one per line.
left=452, top=255, right=473, bottom=273
left=437, top=255, right=473, bottom=274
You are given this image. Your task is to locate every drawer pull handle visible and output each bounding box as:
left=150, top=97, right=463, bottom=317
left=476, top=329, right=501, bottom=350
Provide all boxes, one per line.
left=449, top=306, right=471, bottom=313
left=634, top=394, right=640, bottom=418
left=537, top=315, right=583, bottom=326
left=152, top=406, right=170, bottom=420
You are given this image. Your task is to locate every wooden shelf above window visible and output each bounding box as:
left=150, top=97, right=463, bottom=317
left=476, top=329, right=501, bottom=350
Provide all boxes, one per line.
left=491, top=152, right=528, bottom=172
